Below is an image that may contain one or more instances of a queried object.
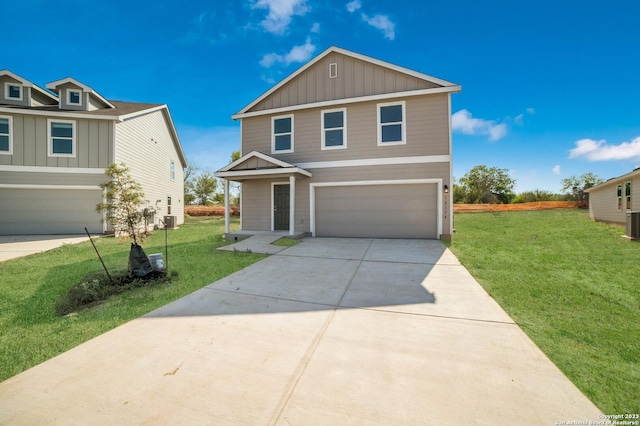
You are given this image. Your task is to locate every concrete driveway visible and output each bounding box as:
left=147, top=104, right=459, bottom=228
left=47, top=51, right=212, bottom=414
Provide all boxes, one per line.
left=0, top=238, right=601, bottom=424
left=0, top=235, right=92, bottom=262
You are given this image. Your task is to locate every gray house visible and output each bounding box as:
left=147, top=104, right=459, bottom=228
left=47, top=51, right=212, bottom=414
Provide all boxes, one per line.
left=585, top=168, right=639, bottom=225
left=0, top=70, right=187, bottom=235
left=216, top=47, right=460, bottom=240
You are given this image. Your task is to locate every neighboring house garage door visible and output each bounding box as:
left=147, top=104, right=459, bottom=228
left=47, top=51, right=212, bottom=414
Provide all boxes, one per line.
left=314, top=183, right=438, bottom=239
left=0, top=188, right=103, bottom=235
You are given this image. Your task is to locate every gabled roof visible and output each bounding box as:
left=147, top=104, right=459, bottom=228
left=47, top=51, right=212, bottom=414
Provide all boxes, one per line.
left=585, top=167, right=640, bottom=192
left=46, top=77, right=115, bottom=109
left=0, top=69, right=58, bottom=103
left=233, top=46, right=461, bottom=119
left=215, top=151, right=312, bottom=180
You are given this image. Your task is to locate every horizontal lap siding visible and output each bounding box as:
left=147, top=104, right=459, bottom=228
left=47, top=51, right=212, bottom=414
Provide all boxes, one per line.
left=115, top=110, right=184, bottom=226
left=242, top=94, right=450, bottom=163
left=0, top=170, right=104, bottom=186
left=589, top=177, right=640, bottom=224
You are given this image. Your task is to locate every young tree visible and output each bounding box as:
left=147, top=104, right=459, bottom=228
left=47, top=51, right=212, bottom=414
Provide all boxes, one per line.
left=459, top=165, right=516, bottom=204
left=193, top=171, right=219, bottom=205
left=96, top=163, right=155, bottom=245
left=183, top=163, right=200, bottom=205
left=561, top=173, right=604, bottom=204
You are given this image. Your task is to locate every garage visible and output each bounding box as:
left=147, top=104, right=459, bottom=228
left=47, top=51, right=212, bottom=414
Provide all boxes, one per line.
left=0, top=188, right=104, bottom=235
left=313, top=182, right=439, bottom=239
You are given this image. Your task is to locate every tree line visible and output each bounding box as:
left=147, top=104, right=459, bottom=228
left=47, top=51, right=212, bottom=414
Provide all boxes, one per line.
left=454, top=165, right=604, bottom=204
left=184, top=151, right=241, bottom=207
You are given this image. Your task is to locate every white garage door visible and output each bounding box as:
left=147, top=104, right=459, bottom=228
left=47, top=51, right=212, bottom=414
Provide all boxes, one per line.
left=0, top=188, right=103, bottom=235
left=314, top=183, right=438, bottom=239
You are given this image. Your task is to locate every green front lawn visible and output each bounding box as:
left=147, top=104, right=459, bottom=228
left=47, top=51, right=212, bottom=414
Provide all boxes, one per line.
left=0, top=216, right=265, bottom=382
left=448, top=209, right=640, bottom=413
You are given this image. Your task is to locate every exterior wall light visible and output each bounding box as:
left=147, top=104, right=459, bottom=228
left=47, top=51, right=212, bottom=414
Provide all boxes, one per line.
left=444, top=184, right=449, bottom=193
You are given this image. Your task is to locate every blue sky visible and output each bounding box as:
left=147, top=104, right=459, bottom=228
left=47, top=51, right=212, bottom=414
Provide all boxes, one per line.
left=4, top=0, right=640, bottom=193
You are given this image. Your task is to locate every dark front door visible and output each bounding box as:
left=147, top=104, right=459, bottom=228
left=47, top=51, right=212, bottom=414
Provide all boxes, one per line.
left=274, top=184, right=290, bottom=230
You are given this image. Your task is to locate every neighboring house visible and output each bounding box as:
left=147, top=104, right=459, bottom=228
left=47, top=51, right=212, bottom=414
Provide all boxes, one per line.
left=585, top=168, right=640, bottom=225
left=0, top=70, right=187, bottom=235
left=215, top=46, right=460, bottom=240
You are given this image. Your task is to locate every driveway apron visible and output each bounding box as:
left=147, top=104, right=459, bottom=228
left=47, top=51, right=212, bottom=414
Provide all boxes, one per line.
left=0, top=238, right=601, bottom=424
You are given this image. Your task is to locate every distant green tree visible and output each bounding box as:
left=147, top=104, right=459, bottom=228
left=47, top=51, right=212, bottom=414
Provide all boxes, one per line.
left=560, top=173, right=604, bottom=204
left=231, top=150, right=241, bottom=162
left=513, top=189, right=562, bottom=203
left=459, top=165, right=516, bottom=204
left=183, top=163, right=200, bottom=205
left=193, top=171, right=219, bottom=205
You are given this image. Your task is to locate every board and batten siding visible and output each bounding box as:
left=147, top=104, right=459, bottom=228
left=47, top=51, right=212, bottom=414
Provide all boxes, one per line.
left=115, top=109, right=184, bottom=226
left=0, top=113, right=113, bottom=168
left=241, top=94, right=450, bottom=163
left=248, top=52, right=440, bottom=112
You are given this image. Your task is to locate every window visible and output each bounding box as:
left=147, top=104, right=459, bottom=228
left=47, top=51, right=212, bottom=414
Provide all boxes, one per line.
left=67, top=89, right=82, bottom=105
left=272, top=115, right=293, bottom=153
left=0, top=116, right=12, bottom=154
left=167, top=196, right=172, bottom=215
left=48, top=119, right=76, bottom=157
left=170, top=160, right=175, bottom=181
left=377, top=101, right=406, bottom=145
left=329, top=62, right=338, bottom=79
left=322, top=108, right=346, bottom=150
left=617, top=185, right=623, bottom=210
left=5, top=83, right=22, bottom=101
left=625, top=181, right=632, bottom=210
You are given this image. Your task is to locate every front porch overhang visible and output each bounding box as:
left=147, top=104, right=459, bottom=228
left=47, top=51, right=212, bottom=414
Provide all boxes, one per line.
left=214, top=167, right=311, bottom=182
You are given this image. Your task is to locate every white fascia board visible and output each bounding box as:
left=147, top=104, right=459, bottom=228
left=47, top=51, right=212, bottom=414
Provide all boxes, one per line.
left=232, top=86, right=461, bottom=120
left=214, top=167, right=312, bottom=179
left=585, top=169, right=640, bottom=192
left=0, top=165, right=105, bottom=174
left=0, top=183, right=101, bottom=190
left=218, top=150, right=296, bottom=172
left=296, top=155, right=450, bottom=170
left=0, top=70, right=34, bottom=87
left=0, top=106, right=120, bottom=121
left=46, top=77, right=115, bottom=109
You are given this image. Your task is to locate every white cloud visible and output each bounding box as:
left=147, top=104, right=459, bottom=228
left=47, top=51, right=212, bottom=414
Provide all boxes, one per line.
left=251, top=0, right=309, bottom=34
left=346, top=0, right=361, bottom=12
left=260, top=37, right=317, bottom=68
left=552, top=165, right=561, bottom=175
left=527, top=107, right=535, bottom=114
left=514, top=114, right=524, bottom=126
left=568, top=137, right=640, bottom=161
left=310, top=22, right=320, bottom=33
left=451, top=109, right=507, bottom=142
left=361, top=13, right=395, bottom=40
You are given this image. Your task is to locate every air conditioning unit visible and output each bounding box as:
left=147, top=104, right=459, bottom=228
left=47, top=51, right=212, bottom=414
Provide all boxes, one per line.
left=626, top=212, right=640, bottom=239
left=164, top=215, right=177, bottom=229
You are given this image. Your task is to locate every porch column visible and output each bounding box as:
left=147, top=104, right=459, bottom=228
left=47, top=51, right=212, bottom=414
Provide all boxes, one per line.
left=289, top=175, right=296, bottom=236
left=224, top=179, right=230, bottom=235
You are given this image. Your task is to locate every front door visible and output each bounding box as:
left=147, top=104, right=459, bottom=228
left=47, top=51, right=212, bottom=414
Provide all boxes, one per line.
left=273, top=184, right=290, bottom=230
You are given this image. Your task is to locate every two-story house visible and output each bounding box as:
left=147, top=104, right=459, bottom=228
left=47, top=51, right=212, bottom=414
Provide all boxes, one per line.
left=0, top=70, right=187, bottom=235
left=216, top=47, right=460, bottom=240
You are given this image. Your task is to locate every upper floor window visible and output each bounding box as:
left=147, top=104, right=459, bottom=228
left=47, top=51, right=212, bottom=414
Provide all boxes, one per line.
left=48, top=119, right=76, bottom=157
left=170, top=160, right=176, bottom=181
left=322, top=108, right=346, bottom=150
left=625, top=181, right=632, bottom=210
left=377, top=101, right=406, bottom=146
left=617, top=185, right=623, bottom=210
left=272, top=115, right=293, bottom=153
left=0, top=116, right=12, bottom=154
left=67, top=89, right=82, bottom=105
left=4, top=83, right=22, bottom=101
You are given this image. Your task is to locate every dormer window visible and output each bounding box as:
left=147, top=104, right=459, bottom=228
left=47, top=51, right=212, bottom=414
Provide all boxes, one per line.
left=67, top=89, right=82, bottom=106
left=4, top=83, right=22, bottom=101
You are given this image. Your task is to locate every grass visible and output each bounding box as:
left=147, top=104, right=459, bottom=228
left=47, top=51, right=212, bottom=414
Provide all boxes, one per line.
left=0, top=216, right=266, bottom=382
left=448, top=209, right=640, bottom=413
left=272, top=237, right=300, bottom=247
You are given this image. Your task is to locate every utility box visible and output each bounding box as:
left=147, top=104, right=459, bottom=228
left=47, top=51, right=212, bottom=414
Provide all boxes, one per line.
left=164, top=215, right=177, bottom=229
left=626, top=211, right=640, bottom=239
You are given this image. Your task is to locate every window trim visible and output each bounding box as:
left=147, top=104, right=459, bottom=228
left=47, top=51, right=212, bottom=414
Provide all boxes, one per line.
left=0, top=115, right=13, bottom=155
left=4, top=82, right=23, bottom=101
left=67, top=89, right=82, bottom=106
left=321, top=107, right=347, bottom=150
left=329, top=62, right=338, bottom=79
left=617, top=184, right=623, bottom=211
left=47, top=119, right=77, bottom=157
left=271, top=114, right=294, bottom=154
left=170, top=160, right=176, bottom=181
left=625, top=181, right=632, bottom=211
left=377, top=101, right=406, bottom=146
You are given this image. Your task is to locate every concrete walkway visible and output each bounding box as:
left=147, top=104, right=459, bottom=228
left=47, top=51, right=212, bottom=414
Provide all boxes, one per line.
left=0, top=234, right=93, bottom=262
left=0, top=238, right=601, bottom=424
